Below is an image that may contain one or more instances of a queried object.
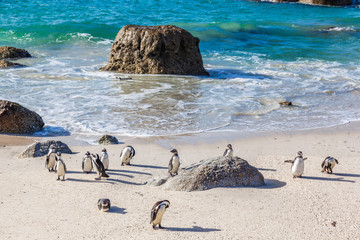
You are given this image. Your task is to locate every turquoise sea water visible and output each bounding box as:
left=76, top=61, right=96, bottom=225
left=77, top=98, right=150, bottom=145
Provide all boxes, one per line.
left=1, top=1, right=360, bottom=141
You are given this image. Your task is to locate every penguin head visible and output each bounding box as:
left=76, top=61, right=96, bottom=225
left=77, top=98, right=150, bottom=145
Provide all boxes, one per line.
left=56, top=152, right=61, bottom=156
left=227, top=144, right=232, bottom=149
left=49, top=144, right=55, bottom=149
left=102, top=148, right=107, bottom=153
left=85, top=151, right=90, bottom=155
left=162, top=200, right=170, bottom=208
left=170, top=149, right=178, bottom=154
left=297, top=151, right=303, bottom=157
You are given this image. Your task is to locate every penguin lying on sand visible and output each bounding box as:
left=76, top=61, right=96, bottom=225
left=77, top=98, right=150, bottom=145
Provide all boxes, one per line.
left=101, top=148, right=109, bottom=170
left=284, top=151, right=307, bottom=178
left=223, top=144, right=234, bottom=158
left=54, top=152, right=67, bottom=181
left=120, top=145, right=135, bottom=166
left=45, top=144, right=57, bottom=172
left=321, top=156, right=339, bottom=174
left=82, top=151, right=93, bottom=173
left=98, top=199, right=111, bottom=212
left=150, top=200, right=170, bottom=230
left=168, top=149, right=180, bottom=177
left=91, top=154, right=109, bottom=180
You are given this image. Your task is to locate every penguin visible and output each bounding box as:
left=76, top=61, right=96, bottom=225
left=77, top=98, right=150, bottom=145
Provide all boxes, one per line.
left=100, top=148, right=109, bottom=170
left=54, top=152, right=67, bottom=181
left=321, top=156, right=339, bottom=174
left=168, top=149, right=180, bottom=177
left=284, top=151, right=307, bottom=178
left=120, top=145, right=135, bottom=166
left=82, top=151, right=93, bottom=173
left=91, top=153, right=109, bottom=180
left=223, top=144, right=234, bottom=158
left=150, top=200, right=170, bottom=230
left=97, top=199, right=111, bottom=212
left=45, top=144, right=57, bottom=172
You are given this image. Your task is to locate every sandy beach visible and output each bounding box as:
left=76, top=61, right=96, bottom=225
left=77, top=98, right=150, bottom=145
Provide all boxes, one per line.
left=0, top=123, right=359, bottom=240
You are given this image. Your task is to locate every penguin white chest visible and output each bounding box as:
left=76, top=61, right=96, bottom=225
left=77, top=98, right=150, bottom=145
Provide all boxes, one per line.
left=225, top=149, right=234, bottom=157
left=292, top=157, right=304, bottom=177
left=170, top=156, right=180, bottom=173
left=57, top=161, right=66, bottom=176
left=101, top=153, right=109, bottom=169
left=48, top=153, right=56, bottom=168
left=153, top=205, right=166, bottom=226
left=83, top=157, right=93, bottom=172
left=121, top=149, right=132, bottom=164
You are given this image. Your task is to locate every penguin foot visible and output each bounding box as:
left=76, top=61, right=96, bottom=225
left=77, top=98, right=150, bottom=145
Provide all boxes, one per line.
left=121, top=163, right=124, bottom=166
left=159, top=225, right=165, bottom=229
left=56, top=178, right=60, bottom=181
left=152, top=225, right=157, bottom=230
left=95, top=177, right=101, bottom=180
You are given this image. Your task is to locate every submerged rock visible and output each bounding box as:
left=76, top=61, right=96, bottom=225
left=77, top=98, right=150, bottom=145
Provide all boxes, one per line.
left=98, top=134, right=119, bottom=145
left=19, top=140, right=72, bottom=158
left=146, top=156, right=265, bottom=191
left=0, top=60, right=24, bottom=68
left=0, top=100, right=44, bottom=134
left=0, top=46, right=31, bottom=59
left=101, top=25, right=209, bottom=76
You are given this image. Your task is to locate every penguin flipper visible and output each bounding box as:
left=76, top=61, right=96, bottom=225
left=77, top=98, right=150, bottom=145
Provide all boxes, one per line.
left=335, top=158, right=339, bottom=164
left=223, top=149, right=227, bottom=156
left=168, top=158, right=173, bottom=172
left=284, top=160, right=294, bottom=163
left=81, top=160, right=85, bottom=171
left=150, top=209, right=156, bottom=224
left=63, top=161, right=67, bottom=173
left=321, top=159, right=326, bottom=168
left=45, top=155, right=49, bottom=168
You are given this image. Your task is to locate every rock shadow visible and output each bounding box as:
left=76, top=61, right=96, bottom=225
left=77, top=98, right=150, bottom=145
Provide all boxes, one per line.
left=302, top=176, right=355, bottom=183
left=165, top=226, right=221, bottom=232
left=109, top=206, right=127, bottom=214
left=261, top=179, right=287, bottom=189
left=107, top=169, right=152, bottom=176
left=131, top=164, right=168, bottom=170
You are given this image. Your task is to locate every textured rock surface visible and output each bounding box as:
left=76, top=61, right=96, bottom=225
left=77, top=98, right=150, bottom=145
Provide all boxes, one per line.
left=0, top=60, right=24, bottom=68
left=0, top=46, right=31, bottom=59
left=19, top=140, right=72, bottom=158
left=147, top=156, right=265, bottom=191
left=0, top=100, right=44, bottom=134
left=298, top=0, right=351, bottom=5
left=98, top=134, right=119, bottom=145
left=101, top=25, right=209, bottom=76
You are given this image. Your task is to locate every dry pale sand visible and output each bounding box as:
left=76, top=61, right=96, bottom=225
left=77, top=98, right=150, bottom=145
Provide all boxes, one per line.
left=0, top=123, right=360, bottom=240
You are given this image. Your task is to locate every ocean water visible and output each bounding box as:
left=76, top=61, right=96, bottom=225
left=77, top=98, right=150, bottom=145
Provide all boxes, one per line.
left=1, top=0, right=360, bottom=141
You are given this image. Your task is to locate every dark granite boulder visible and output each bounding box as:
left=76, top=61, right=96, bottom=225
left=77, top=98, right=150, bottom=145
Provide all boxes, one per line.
left=0, top=60, right=24, bottom=68
left=298, top=0, right=352, bottom=5
left=0, top=46, right=31, bottom=59
left=19, top=140, right=72, bottom=158
left=98, top=134, right=119, bottom=145
left=101, top=25, right=209, bottom=76
left=0, top=100, right=44, bottom=134
left=147, top=156, right=265, bottom=191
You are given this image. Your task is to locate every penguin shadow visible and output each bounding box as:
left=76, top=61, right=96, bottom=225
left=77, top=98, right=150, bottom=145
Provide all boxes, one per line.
left=130, top=164, right=168, bottom=170
left=333, top=173, right=360, bottom=178
left=103, top=171, right=134, bottom=178
left=257, top=168, right=277, bottom=172
left=107, top=169, right=152, bottom=176
left=109, top=206, right=127, bottom=214
left=66, top=178, right=114, bottom=184
left=260, top=179, right=287, bottom=189
left=301, top=176, right=355, bottom=183
left=106, top=178, right=145, bottom=186
left=67, top=170, right=94, bottom=174
left=165, top=226, right=221, bottom=232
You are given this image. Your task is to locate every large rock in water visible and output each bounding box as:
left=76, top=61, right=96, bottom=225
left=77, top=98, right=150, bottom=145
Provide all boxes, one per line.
left=19, top=140, right=72, bottom=158
left=0, top=46, right=31, bottom=59
left=98, top=134, right=119, bottom=145
left=0, top=60, right=24, bottom=68
left=147, top=156, right=265, bottom=191
left=0, top=100, right=44, bottom=134
left=100, top=25, right=209, bottom=76
left=298, top=0, right=351, bottom=5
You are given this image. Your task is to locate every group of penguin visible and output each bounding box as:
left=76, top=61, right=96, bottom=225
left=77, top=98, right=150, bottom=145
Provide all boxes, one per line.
left=284, top=151, right=339, bottom=178
left=44, top=142, right=339, bottom=229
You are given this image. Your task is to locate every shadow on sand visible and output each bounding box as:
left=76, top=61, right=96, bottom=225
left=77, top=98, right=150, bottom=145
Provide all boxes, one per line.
left=109, top=206, right=127, bottom=214
left=107, top=169, right=152, bottom=176
left=107, top=178, right=145, bottom=186
left=257, top=168, right=277, bottom=172
left=131, top=164, right=168, bottom=170
left=165, top=226, right=221, bottom=232
left=67, top=170, right=95, bottom=174
left=105, top=172, right=134, bottom=178
left=261, top=179, right=287, bottom=189
left=302, top=176, right=355, bottom=183
left=333, top=173, right=360, bottom=178
left=66, top=178, right=114, bottom=184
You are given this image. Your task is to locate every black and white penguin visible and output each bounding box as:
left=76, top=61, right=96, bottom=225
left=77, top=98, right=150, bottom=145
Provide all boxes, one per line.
left=150, top=200, right=170, bottom=230
left=45, top=144, right=57, bottom=172
left=284, top=151, right=307, bottom=178
left=91, top=153, right=109, bottom=180
left=97, top=198, right=111, bottom=212
left=54, top=152, right=67, bottom=181
left=101, top=148, right=109, bottom=170
left=82, top=151, right=93, bottom=173
left=223, top=144, right=234, bottom=158
left=168, top=149, right=180, bottom=177
left=321, top=156, right=339, bottom=174
left=120, top=145, right=135, bottom=166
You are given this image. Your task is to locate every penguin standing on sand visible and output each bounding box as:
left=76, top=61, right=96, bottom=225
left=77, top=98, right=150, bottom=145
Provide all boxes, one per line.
left=45, top=144, right=57, bottom=172
left=223, top=144, right=234, bottom=158
left=168, top=149, right=180, bottom=177
left=54, top=152, right=67, bottom=181
left=97, top=199, right=111, bottom=212
left=91, top=154, right=109, bottom=180
left=82, top=151, right=93, bottom=173
left=101, top=148, right=109, bottom=170
left=321, top=156, right=339, bottom=174
left=120, top=145, right=135, bottom=166
left=150, top=200, right=170, bottom=230
left=284, top=151, right=307, bottom=178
